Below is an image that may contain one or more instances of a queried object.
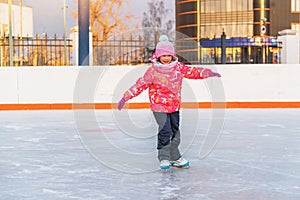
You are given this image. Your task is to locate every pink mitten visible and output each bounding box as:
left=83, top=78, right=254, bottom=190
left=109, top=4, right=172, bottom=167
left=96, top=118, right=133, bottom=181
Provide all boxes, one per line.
left=209, top=71, right=221, bottom=77
left=118, top=98, right=126, bottom=110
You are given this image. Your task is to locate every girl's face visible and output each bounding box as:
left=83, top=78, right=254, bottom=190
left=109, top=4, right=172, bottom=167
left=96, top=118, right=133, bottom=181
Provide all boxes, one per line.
left=159, top=55, right=173, bottom=64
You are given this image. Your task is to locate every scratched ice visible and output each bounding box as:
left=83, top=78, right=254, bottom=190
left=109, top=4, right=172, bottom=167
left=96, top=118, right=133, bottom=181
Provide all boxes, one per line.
left=0, top=109, right=299, bottom=200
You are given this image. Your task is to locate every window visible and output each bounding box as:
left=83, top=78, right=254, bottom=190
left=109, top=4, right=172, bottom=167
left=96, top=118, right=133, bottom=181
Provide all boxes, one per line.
left=206, top=1, right=213, bottom=13
left=291, top=0, right=300, bottom=12
left=220, top=0, right=226, bottom=12
left=291, top=23, right=300, bottom=35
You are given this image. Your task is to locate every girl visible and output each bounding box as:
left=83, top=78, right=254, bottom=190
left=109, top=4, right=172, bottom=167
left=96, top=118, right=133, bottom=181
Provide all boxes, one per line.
left=118, top=35, right=221, bottom=170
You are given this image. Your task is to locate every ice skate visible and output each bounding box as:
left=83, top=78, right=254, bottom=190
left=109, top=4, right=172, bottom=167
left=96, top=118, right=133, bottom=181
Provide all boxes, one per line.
left=160, top=160, right=170, bottom=172
left=170, top=157, right=190, bottom=169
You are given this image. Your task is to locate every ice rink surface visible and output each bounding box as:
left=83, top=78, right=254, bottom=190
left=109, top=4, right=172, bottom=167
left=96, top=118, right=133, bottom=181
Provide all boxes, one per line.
left=0, top=108, right=299, bottom=200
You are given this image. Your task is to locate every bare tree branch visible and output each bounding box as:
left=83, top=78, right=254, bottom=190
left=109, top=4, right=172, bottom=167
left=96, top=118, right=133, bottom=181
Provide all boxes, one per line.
left=72, top=0, right=133, bottom=40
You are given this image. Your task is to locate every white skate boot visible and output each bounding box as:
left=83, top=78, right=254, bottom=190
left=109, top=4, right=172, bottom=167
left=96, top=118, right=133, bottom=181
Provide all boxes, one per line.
left=160, top=160, right=170, bottom=171
left=170, top=157, right=190, bottom=168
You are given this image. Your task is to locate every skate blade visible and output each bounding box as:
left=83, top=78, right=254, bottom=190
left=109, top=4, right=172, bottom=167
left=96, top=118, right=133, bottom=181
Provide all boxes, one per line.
left=171, top=165, right=190, bottom=169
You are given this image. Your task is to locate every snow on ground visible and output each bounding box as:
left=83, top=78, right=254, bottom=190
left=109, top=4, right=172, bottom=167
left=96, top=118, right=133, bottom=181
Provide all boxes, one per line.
left=0, top=109, right=299, bottom=200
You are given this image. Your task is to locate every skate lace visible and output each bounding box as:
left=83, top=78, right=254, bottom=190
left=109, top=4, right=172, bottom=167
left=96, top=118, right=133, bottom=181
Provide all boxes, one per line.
left=160, top=160, right=170, bottom=166
left=175, top=157, right=187, bottom=164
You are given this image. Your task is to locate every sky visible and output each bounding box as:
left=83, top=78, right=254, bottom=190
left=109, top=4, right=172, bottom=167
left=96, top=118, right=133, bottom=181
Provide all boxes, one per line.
left=21, top=0, right=175, bottom=37
left=22, top=0, right=70, bottom=36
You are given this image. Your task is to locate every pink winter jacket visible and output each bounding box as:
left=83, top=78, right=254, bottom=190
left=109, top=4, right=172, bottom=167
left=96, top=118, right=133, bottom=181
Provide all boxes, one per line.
left=122, top=60, right=213, bottom=113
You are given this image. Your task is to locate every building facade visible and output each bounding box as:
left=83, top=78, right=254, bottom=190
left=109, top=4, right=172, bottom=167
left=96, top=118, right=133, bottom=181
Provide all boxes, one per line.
left=176, top=0, right=300, bottom=64
left=0, top=2, right=33, bottom=37
left=270, top=0, right=300, bottom=36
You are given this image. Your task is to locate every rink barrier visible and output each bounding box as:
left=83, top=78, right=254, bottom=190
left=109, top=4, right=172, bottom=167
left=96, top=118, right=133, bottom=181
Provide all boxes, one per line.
left=0, top=102, right=300, bottom=110
left=1, top=64, right=300, bottom=110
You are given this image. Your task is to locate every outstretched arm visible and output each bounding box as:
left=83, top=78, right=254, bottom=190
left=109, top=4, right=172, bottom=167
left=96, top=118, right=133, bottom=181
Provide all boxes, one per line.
left=177, top=62, right=221, bottom=79
left=118, top=68, right=153, bottom=110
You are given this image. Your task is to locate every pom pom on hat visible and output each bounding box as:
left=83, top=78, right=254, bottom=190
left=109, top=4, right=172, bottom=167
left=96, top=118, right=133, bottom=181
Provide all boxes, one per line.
left=159, top=35, right=169, bottom=42
left=155, top=35, right=175, bottom=58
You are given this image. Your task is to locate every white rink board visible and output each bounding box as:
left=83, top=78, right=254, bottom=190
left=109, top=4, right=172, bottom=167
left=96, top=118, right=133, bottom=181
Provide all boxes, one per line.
left=0, top=64, right=300, bottom=104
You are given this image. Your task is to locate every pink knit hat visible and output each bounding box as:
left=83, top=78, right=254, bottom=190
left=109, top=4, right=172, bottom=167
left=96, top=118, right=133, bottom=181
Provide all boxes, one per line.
left=155, top=35, right=175, bottom=58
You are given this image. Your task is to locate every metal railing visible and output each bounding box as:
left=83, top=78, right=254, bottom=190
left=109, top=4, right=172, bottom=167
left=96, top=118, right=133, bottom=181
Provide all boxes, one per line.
left=0, top=34, right=282, bottom=66
left=0, top=34, right=72, bottom=66
left=92, top=35, right=155, bottom=65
